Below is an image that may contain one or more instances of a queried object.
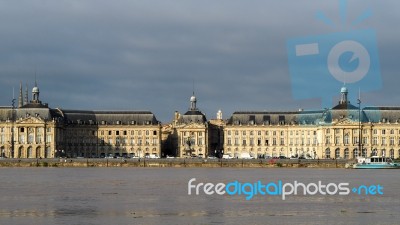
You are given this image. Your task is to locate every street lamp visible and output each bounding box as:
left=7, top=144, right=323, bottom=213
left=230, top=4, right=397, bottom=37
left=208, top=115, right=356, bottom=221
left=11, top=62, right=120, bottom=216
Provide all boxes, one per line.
left=357, top=96, right=362, bottom=158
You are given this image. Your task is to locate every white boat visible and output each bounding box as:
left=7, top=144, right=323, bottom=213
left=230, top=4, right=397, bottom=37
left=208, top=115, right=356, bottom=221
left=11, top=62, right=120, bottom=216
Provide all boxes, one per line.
left=353, top=156, right=400, bottom=169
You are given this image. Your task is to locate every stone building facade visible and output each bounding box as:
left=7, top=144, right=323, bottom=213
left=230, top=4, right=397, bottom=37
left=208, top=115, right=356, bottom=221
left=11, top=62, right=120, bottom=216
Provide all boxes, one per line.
left=0, top=82, right=161, bottom=158
left=224, top=87, right=400, bottom=159
left=1, top=82, right=399, bottom=160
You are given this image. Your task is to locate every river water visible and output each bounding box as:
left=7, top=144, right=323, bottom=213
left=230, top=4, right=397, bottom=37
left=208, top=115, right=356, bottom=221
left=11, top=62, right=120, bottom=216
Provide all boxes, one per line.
left=0, top=168, right=399, bottom=225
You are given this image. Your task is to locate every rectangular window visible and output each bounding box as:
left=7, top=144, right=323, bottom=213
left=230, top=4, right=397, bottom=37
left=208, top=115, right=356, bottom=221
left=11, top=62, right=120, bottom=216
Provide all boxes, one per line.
left=227, top=138, right=232, bottom=146
left=373, top=137, right=378, bottom=145
left=46, top=135, right=52, bottom=143
left=153, top=131, right=157, bottom=136
left=242, top=139, right=246, bottom=146
left=382, top=130, right=386, bottom=135
left=280, top=138, right=284, bottom=145
left=335, top=136, right=340, bottom=145
left=382, top=137, right=386, bottom=145
left=108, top=131, right=112, bottom=135
left=198, top=138, right=203, bottom=146
left=123, top=131, right=127, bottom=136
left=272, top=138, right=276, bottom=146
left=250, top=138, right=254, bottom=146
left=116, top=131, right=120, bottom=136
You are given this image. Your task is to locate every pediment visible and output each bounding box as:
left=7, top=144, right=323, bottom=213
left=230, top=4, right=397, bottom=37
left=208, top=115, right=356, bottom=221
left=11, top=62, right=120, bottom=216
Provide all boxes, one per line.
left=16, top=116, right=45, bottom=124
left=177, top=122, right=206, bottom=129
left=333, top=118, right=358, bottom=125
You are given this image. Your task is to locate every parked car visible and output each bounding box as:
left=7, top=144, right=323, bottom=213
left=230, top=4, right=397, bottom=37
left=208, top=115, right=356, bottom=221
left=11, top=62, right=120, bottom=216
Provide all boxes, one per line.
left=222, top=154, right=233, bottom=159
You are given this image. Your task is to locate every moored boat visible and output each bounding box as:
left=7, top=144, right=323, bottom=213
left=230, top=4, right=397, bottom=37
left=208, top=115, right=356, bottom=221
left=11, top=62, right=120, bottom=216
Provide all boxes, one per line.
left=353, top=156, right=400, bottom=169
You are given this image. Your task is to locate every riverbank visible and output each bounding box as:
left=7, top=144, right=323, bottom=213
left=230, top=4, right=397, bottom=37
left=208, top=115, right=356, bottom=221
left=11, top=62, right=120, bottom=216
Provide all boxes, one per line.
left=0, top=158, right=353, bottom=168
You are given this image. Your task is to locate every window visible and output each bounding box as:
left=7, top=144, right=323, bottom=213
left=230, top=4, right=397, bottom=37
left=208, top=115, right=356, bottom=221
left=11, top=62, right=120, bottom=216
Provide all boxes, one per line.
left=242, top=131, right=246, bottom=136
left=373, top=137, right=378, bottom=145
left=280, top=138, right=285, bottom=145
left=242, top=139, right=246, bottom=146
left=227, top=138, right=232, bottom=146
left=123, top=131, right=127, bottom=136
left=335, top=136, right=340, bottom=145
left=228, top=130, right=231, bottom=136
left=108, top=131, right=112, bottom=135
left=326, top=136, right=331, bottom=144
left=258, top=131, right=261, bottom=136
left=382, top=130, right=386, bottom=135
left=198, top=138, right=203, bottom=146
left=325, top=149, right=331, bottom=159
left=250, top=138, right=254, bottom=146
left=234, top=138, right=239, bottom=146
left=146, top=130, right=149, bottom=136
left=335, top=149, right=340, bottom=159
left=390, top=137, right=395, bottom=146
left=344, top=149, right=349, bottom=159
left=46, top=128, right=51, bottom=132
left=272, top=138, right=277, bottom=146
left=373, top=129, right=377, bottom=135
left=153, top=131, right=157, bottom=136
left=19, top=135, right=25, bottom=144
left=116, top=131, right=120, bottom=136
left=390, top=129, right=394, bottom=135
left=28, top=133, right=34, bottom=144
left=235, top=131, right=239, bottom=136
left=20, top=128, right=25, bottom=133
left=326, top=129, right=330, bottom=134
left=250, top=131, right=253, bottom=136
left=390, top=149, right=395, bottom=158
left=46, top=135, right=52, bottom=143
left=382, top=137, right=386, bottom=145
left=257, top=138, right=261, bottom=146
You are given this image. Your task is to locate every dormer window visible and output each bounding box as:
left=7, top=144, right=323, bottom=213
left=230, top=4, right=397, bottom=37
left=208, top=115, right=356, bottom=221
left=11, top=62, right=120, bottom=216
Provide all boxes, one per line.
left=116, top=121, right=121, bottom=125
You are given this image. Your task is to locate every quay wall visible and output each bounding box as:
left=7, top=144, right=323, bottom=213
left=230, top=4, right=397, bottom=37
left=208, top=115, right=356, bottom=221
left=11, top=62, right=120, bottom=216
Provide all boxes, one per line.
left=0, top=158, right=353, bottom=168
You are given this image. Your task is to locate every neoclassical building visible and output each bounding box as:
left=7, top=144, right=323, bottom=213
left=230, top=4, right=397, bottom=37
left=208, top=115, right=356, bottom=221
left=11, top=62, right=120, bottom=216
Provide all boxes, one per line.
left=0, top=82, right=161, bottom=158
left=1, top=82, right=399, bottom=160
left=224, top=87, right=400, bottom=159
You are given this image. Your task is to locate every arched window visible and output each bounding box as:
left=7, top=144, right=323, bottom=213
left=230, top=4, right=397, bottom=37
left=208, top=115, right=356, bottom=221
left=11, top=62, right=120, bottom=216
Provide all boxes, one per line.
left=362, top=148, right=367, bottom=157
left=335, top=148, right=340, bottom=159
left=344, top=149, right=349, bottom=159
left=325, top=148, right=330, bottom=159
left=27, top=147, right=32, bottom=158
left=390, top=149, right=394, bottom=158
left=353, top=149, right=359, bottom=159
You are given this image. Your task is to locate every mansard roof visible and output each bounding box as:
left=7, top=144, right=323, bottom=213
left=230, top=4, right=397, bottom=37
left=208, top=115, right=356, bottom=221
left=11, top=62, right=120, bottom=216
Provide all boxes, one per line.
left=178, top=110, right=207, bottom=124
left=227, top=106, right=400, bottom=126
left=60, top=109, right=160, bottom=125
left=0, top=107, right=58, bottom=122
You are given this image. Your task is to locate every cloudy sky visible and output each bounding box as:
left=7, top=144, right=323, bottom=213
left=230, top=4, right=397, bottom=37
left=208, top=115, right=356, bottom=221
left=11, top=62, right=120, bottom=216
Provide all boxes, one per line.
left=0, top=0, right=399, bottom=122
